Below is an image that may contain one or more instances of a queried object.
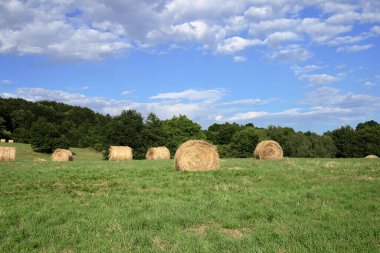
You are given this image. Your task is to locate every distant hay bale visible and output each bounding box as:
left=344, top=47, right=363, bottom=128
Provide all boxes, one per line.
left=174, top=140, right=220, bottom=171
left=0, top=139, right=5, bottom=143
left=146, top=146, right=170, bottom=160
left=52, top=149, right=73, bottom=161
left=109, top=146, right=133, bottom=161
left=0, top=147, right=16, bottom=161
left=33, top=158, right=47, bottom=162
left=254, top=140, right=283, bottom=160
left=365, top=155, right=378, bottom=159
left=8, top=140, right=14, bottom=143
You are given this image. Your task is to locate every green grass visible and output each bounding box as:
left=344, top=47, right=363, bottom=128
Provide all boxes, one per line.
left=1, top=144, right=379, bottom=252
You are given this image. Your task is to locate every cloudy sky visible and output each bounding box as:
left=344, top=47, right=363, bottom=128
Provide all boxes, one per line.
left=0, top=0, right=379, bottom=132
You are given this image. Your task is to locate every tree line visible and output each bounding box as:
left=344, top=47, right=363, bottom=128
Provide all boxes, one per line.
left=1, top=97, right=379, bottom=158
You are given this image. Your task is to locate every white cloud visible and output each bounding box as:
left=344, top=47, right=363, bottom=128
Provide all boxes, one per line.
left=1, top=79, right=12, bottom=85
left=299, top=73, right=341, bottom=85
left=233, top=55, right=247, bottom=62
left=364, top=81, right=376, bottom=88
left=292, top=65, right=323, bottom=76
left=336, top=44, right=373, bottom=53
left=265, top=31, right=301, bottom=46
left=228, top=87, right=380, bottom=125
left=122, top=90, right=131, bottom=96
left=216, top=37, right=263, bottom=54
left=229, top=111, right=269, bottom=121
left=1, top=0, right=379, bottom=60
left=149, top=88, right=226, bottom=102
left=222, top=98, right=269, bottom=106
left=266, top=44, right=312, bottom=63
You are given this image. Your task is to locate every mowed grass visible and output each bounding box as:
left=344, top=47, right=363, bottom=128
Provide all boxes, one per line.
left=0, top=144, right=379, bottom=252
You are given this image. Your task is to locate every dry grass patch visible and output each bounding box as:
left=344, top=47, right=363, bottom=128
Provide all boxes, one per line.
left=222, top=228, right=246, bottom=239
left=323, top=161, right=339, bottom=169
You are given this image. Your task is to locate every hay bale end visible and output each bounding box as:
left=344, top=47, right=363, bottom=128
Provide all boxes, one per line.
left=109, top=146, right=133, bottom=161
left=254, top=140, right=283, bottom=160
left=146, top=146, right=170, bottom=160
left=0, top=147, right=16, bottom=161
left=52, top=149, right=73, bottom=161
left=174, top=140, right=220, bottom=171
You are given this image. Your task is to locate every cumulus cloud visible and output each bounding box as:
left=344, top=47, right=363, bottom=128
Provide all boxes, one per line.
left=1, top=0, right=379, bottom=61
left=216, top=37, right=263, bottom=54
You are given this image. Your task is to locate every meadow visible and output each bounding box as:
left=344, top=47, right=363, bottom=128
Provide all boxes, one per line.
left=0, top=143, right=379, bottom=252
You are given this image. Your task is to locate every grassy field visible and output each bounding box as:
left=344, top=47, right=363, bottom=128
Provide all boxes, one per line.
left=1, top=143, right=379, bottom=252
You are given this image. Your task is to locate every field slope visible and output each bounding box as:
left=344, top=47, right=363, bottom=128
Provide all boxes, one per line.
left=0, top=144, right=379, bottom=252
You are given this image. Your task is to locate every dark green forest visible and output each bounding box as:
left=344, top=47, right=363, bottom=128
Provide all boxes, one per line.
left=0, top=97, right=379, bottom=158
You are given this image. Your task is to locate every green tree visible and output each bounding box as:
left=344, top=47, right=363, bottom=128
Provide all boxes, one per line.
left=229, top=127, right=259, bottom=158
left=30, top=117, right=69, bottom=153
left=355, top=121, right=380, bottom=157
left=207, top=122, right=243, bottom=145
left=266, top=126, right=296, bottom=156
left=163, top=115, right=206, bottom=155
left=12, top=128, right=31, bottom=143
left=142, top=113, right=168, bottom=149
left=106, top=110, right=145, bottom=159
left=330, top=126, right=358, bottom=158
left=10, top=109, right=34, bottom=129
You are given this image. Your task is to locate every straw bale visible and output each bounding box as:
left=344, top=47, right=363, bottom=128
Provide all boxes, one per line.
left=174, top=140, right=219, bottom=171
left=0, top=139, right=5, bottom=143
left=109, top=146, right=133, bottom=161
left=365, top=155, right=378, bottom=159
left=0, top=147, right=16, bottom=161
left=8, top=140, right=14, bottom=143
left=146, top=146, right=170, bottom=160
left=52, top=149, right=73, bottom=161
left=254, top=140, right=283, bottom=160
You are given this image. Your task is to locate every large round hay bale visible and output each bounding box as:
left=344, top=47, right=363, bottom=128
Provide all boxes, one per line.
left=8, top=139, right=14, bottom=143
left=174, top=140, right=220, bottom=171
left=254, top=140, right=283, bottom=160
left=52, top=149, right=73, bottom=161
left=365, top=155, right=378, bottom=159
left=146, top=146, right=170, bottom=160
left=109, top=146, right=133, bottom=161
left=0, top=139, right=5, bottom=143
left=0, top=147, right=16, bottom=161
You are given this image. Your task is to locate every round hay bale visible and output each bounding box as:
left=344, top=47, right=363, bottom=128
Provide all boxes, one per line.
left=0, top=139, right=5, bottom=143
left=254, top=140, right=283, bottom=160
left=109, top=146, right=133, bottom=161
left=8, top=139, right=14, bottom=143
left=174, top=140, right=220, bottom=171
left=365, top=155, right=378, bottom=159
left=146, top=146, right=170, bottom=160
left=0, top=147, right=16, bottom=161
left=52, top=149, right=73, bottom=161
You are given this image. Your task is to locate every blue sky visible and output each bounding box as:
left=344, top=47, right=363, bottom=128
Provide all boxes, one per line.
left=0, top=0, right=379, bottom=133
